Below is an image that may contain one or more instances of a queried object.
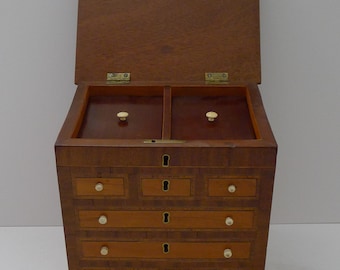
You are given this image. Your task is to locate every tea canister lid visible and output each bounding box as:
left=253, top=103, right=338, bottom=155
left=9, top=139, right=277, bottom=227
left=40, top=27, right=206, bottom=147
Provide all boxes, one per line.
left=75, top=0, right=260, bottom=84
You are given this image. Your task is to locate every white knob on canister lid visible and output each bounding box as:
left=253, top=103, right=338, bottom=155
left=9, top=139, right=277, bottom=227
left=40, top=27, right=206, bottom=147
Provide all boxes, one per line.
left=95, top=182, right=104, bottom=192
left=224, top=248, right=232, bottom=258
left=100, top=246, right=109, bottom=256
left=117, top=111, right=129, bottom=121
left=225, top=217, right=234, bottom=226
left=206, top=111, right=218, bottom=122
left=98, top=215, right=108, bottom=225
left=228, top=185, right=236, bottom=193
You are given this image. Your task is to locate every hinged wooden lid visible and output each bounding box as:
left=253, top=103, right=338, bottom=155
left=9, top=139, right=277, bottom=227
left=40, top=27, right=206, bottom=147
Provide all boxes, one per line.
left=75, top=0, right=260, bottom=84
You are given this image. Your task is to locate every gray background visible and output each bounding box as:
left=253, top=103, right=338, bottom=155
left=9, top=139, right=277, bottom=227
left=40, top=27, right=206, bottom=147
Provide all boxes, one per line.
left=0, top=0, right=339, bottom=226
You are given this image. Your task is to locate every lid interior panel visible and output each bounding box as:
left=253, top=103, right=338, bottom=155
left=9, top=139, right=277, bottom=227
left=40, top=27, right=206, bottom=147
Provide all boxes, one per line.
left=76, top=0, right=260, bottom=83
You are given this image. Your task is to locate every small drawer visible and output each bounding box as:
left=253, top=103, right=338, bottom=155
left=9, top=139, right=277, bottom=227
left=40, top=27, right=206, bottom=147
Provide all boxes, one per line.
left=141, top=178, right=191, bottom=196
left=74, top=178, right=125, bottom=197
left=78, top=210, right=254, bottom=229
left=81, top=241, right=251, bottom=259
left=208, top=179, right=257, bottom=197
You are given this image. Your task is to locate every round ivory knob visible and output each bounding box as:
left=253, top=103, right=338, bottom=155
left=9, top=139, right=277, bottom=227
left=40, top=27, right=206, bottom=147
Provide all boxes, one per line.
left=98, top=215, right=108, bottom=225
left=117, top=111, right=129, bottom=121
left=206, top=111, right=218, bottom=122
left=228, top=185, right=236, bottom=193
left=225, top=217, right=234, bottom=226
left=100, top=246, right=109, bottom=256
left=224, top=249, right=232, bottom=258
left=95, top=182, right=104, bottom=192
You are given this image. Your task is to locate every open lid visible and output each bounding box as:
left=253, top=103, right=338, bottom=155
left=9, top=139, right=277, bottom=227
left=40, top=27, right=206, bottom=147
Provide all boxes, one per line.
left=75, top=0, right=260, bottom=84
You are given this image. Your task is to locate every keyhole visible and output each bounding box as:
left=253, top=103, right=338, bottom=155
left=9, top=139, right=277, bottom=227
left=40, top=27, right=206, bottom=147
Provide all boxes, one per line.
left=163, top=212, right=170, bottom=224
left=162, top=154, right=170, bottom=167
left=162, top=180, right=170, bottom=192
left=163, top=243, right=170, bottom=254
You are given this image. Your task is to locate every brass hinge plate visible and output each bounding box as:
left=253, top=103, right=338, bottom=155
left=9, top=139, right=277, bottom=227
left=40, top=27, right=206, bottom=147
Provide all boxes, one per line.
left=107, top=72, right=131, bottom=81
left=205, top=72, right=229, bottom=83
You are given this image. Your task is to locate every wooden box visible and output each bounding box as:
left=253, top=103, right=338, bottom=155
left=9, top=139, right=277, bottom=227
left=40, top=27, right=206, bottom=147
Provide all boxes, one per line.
left=55, top=1, right=277, bottom=270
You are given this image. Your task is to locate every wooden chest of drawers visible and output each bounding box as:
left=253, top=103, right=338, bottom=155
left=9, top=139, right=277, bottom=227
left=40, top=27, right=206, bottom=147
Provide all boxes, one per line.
left=55, top=1, right=277, bottom=270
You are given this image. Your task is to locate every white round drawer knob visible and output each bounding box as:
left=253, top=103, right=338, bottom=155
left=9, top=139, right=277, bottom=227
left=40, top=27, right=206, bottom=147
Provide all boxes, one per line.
left=98, top=215, right=108, bottom=225
left=206, top=111, right=218, bottom=122
left=225, top=217, right=234, bottom=226
left=224, top=248, right=233, bottom=259
left=95, top=182, right=104, bottom=192
left=100, top=246, right=109, bottom=256
left=117, top=111, right=129, bottom=121
left=228, top=185, right=236, bottom=193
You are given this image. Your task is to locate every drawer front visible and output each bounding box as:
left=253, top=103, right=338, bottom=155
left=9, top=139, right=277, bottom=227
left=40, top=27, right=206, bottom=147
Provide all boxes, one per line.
left=81, top=241, right=251, bottom=259
left=141, top=178, right=191, bottom=196
left=74, top=178, right=125, bottom=197
left=57, top=147, right=230, bottom=167
left=208, top=179, right=257, bottom=197
left=78, top=210, right=254, bottom=229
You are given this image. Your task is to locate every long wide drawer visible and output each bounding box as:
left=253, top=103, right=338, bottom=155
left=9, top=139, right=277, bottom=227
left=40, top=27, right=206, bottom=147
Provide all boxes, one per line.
left=81, top=241, right=251, bottom=259
left=78, top=210, right=254, bottom=229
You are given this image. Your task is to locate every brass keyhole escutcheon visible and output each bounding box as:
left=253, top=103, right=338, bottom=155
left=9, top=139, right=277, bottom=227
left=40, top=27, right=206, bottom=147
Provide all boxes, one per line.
left=163, top=243, right=170, bottom=254
left=162, top=180, right=170, bottom=192
left=162, top=154, right=170, bottom=167
left=163, top=212, right=170, bottom=224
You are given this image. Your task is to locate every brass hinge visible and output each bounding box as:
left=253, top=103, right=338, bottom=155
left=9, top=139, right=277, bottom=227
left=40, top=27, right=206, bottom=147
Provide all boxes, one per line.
left=205, top=72, right=229, bottom=83
left=107, top=72, right=131, bottom=82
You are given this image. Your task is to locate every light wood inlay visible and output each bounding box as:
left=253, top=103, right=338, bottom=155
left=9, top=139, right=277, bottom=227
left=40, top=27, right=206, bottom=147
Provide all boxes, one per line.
left=141, top=178, right=191, bottom=196
left=81, top=241, right=251, bottom=259
left=208, top=179, right=257, bottom=197
left=78, top=210, right=254, bottom=229
left=74, top=178, right=125, bottom=196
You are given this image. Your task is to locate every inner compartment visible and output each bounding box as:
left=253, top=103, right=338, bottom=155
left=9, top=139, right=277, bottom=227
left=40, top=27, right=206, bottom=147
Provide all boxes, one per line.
left=76, top=85, right=257, bottom=140
left=171, top=87, right=256, bottom=140
left=77, top=86, right=164, bottom=139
